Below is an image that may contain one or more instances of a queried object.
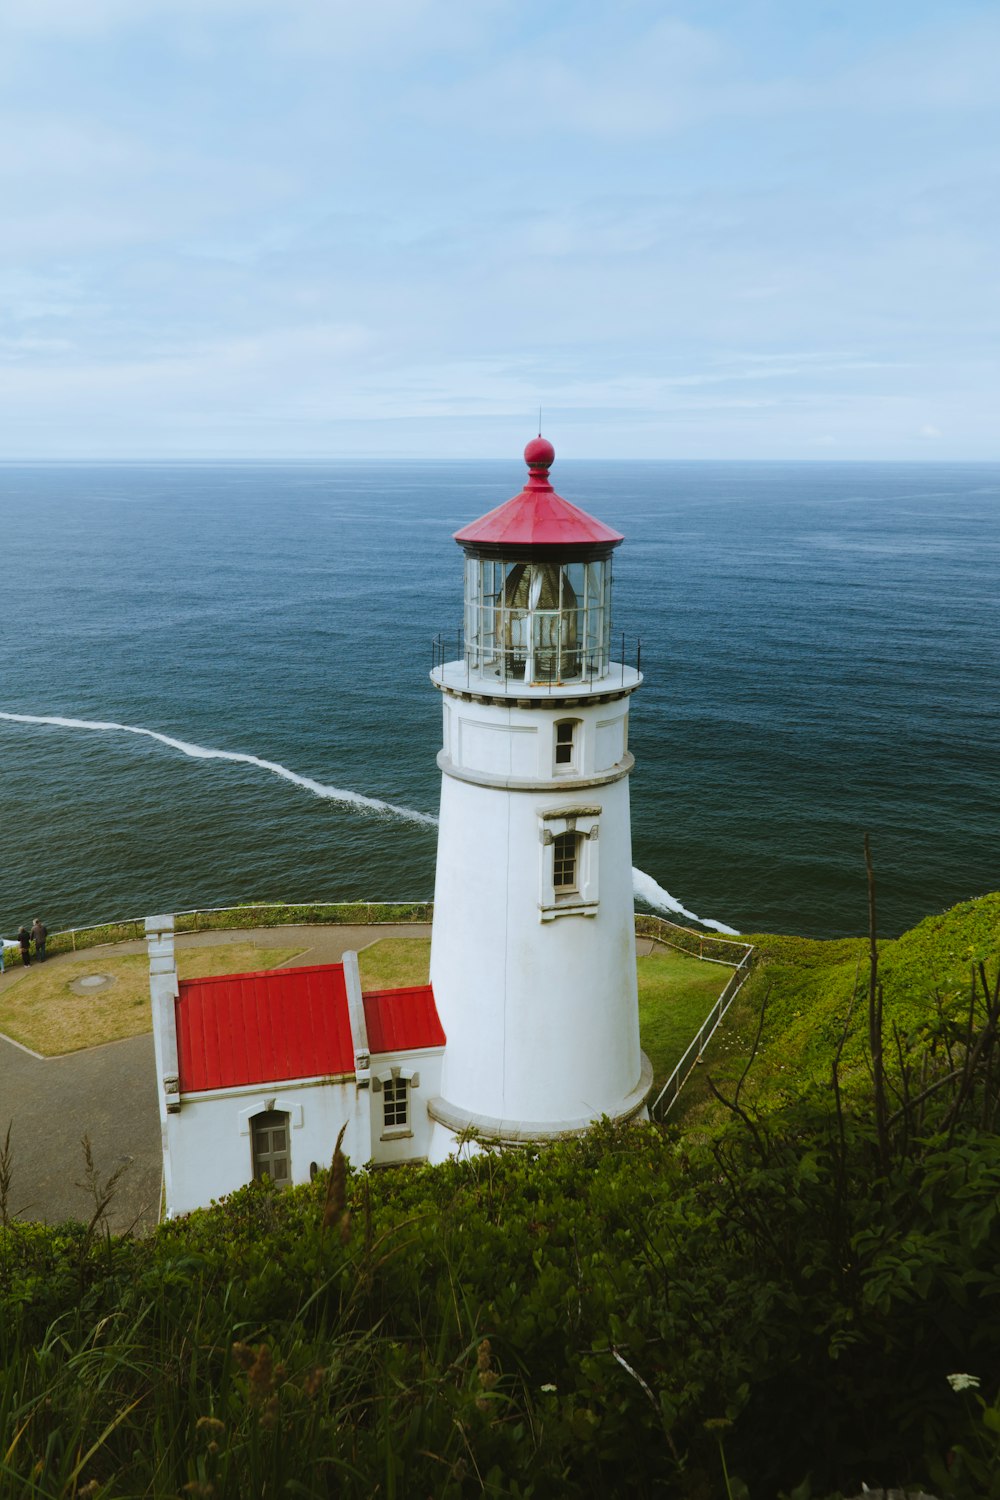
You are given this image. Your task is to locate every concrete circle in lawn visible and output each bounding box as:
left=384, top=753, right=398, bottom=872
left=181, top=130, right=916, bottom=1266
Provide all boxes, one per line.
left=70, top=973, right=116, bottom=995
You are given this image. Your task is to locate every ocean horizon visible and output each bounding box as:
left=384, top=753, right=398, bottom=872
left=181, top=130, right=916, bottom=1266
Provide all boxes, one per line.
left=1, top=457, right=997, bottom=942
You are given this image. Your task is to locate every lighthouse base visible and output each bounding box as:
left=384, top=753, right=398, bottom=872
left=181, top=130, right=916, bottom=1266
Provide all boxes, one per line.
left=425, top=1053, right=653, bottom=1164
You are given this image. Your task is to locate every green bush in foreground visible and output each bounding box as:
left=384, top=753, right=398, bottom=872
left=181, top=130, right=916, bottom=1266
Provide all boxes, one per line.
left=3, top=974, right=1000, bottom=1500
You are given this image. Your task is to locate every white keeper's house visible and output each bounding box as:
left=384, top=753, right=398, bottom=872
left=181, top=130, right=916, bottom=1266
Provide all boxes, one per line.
left=149, top=436, right=651, bottom=1215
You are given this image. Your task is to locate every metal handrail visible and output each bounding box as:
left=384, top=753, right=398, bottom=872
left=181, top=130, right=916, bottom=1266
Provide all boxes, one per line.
left=648, top=947, right=756, bottom=1121
left=635, top=912, right=753, bottom=966
left=32, top=901, right=435, bottom=952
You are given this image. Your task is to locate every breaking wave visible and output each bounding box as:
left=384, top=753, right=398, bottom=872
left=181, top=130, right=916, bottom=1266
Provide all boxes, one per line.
left=1, top=711, right=738, bottom=932
left=630, top=867, right=740, bottom=935
left=0, top=711, right=437, bottom=828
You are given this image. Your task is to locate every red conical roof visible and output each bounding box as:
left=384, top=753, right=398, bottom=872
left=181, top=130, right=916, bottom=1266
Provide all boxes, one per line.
left=454, top=438, right=623, bottom=550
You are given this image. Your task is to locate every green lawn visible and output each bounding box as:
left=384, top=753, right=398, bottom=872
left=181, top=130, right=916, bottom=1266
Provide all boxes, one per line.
left=0, top=943, right=302, bottom=1056
left=358, top=937, right=432, bottom=989
left=636, top=945, right=734, bottom=1087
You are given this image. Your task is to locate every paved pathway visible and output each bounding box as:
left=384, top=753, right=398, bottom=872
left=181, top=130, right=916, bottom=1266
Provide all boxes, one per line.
left=0, top=924, right=430, bottom=1234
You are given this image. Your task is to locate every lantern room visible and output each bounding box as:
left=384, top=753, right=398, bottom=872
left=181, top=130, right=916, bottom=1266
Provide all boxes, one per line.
left=451, top=437, right=625, bottom=688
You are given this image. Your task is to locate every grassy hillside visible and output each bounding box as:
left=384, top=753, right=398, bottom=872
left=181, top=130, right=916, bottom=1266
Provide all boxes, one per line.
left=1, top=892, right=998, bottom=1499
left=674, top=890, right=1000, bottom=1121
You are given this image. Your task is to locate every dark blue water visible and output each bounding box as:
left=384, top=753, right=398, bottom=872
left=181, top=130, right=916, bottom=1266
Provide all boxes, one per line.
left=1, top=460, right=997, bottom=940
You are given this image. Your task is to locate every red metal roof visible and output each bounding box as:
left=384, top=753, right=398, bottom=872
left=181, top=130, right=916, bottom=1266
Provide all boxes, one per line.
left=454, top=437, right=623, bottom=550
left=176, top=964, right=354, bottom=1093
left=363, top=984, right=446, bottom=1054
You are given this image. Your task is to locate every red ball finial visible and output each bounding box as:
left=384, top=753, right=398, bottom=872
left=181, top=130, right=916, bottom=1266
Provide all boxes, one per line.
left=524, top=435, right=555, bottom=469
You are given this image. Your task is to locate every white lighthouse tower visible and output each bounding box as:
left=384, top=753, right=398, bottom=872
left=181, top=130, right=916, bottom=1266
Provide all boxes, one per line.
left=426, top=436, right=651, bottom=1161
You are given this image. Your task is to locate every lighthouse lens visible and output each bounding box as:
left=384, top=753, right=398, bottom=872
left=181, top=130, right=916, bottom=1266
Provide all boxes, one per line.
left=463, top=555, right=611, bottom=685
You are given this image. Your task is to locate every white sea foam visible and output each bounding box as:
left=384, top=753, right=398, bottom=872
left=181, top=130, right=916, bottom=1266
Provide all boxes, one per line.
left=630, top=867, right=740, bottom=935
left=0, top=711, right=437, bottom=828
left=1, top=710, right=738, bottom=932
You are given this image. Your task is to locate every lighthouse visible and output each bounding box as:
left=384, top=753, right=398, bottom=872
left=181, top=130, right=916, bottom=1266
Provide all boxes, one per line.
left=427, top=437, right=652, bottom=1161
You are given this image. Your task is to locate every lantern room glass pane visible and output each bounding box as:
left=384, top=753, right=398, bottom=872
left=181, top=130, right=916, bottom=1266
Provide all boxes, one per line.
left=464, top=556, right=612, bottom=683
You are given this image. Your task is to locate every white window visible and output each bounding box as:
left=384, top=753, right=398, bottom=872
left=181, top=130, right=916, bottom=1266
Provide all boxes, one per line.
left=538, top=805, right=601, bottom=919
left=553, top=718, right=580, bottom=774
left=373, top=1067, right=420, bottom=1139
left=383, top=1075, right=409, bottom=1129
left=552, top=830, right=580, bottom=890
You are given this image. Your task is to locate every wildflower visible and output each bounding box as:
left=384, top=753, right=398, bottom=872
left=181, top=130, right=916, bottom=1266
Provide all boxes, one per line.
left=946, top=1373, right=981, bottom=1392
left=540, top=1383, right=557, bottom=1393
left=476, top=1338, right=498, bottom=1410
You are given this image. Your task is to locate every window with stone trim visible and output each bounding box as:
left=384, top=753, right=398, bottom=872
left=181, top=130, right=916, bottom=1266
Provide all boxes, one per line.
left=383, top=1075, right=409, bottom=1129
left=552, top=829, right=580, bottom=891
left=538, top=804, right=601, bottom=919
left=373, top=1066, right=419, bottom=1138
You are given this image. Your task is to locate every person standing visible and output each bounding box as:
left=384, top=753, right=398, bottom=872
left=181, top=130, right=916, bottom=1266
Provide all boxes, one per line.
left=31, top=918, right=47, bottom=963
left=17, top=926, right=31, bottom=966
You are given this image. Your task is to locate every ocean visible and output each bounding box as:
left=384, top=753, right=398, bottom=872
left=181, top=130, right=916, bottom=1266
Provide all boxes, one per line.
left=0, top=459, right=997, bottom=941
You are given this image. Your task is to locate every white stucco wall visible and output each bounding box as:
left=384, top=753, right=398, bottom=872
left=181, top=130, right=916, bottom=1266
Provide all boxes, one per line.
left=164, top=1077, right=369, bottom=1217
left=429, top=687, right=644, bottom=1152
left=442, top=694, right=629, bottom=783
left=369, top=1048, right=444, bottom=1165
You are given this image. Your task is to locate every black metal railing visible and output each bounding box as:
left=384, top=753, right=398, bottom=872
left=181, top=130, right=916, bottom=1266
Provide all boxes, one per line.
left=431, top=632, right=642, bottom=691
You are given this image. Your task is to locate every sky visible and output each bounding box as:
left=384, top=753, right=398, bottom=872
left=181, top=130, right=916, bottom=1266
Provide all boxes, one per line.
left=1, top=0, right=998, bottom=461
